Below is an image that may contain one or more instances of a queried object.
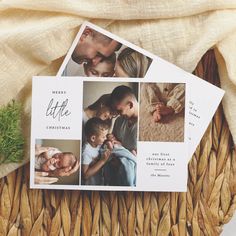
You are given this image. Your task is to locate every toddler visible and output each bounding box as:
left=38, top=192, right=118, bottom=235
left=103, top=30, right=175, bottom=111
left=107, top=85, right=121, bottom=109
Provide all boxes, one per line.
left=82, top=117, right=111, bottom=185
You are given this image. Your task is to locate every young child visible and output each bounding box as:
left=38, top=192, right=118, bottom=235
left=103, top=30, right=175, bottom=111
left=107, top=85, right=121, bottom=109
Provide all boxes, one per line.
left=35, top=147, right=76, bottom=172
left=83, top=53, right=116, bottom=77
left=141, top=83, right=185, bottom=122
left=82, top=117, right=111, bottom=185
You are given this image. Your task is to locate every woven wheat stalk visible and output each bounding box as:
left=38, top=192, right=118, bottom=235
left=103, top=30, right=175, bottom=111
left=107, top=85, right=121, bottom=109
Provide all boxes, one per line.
left=0, top=50, right=235, bottom=236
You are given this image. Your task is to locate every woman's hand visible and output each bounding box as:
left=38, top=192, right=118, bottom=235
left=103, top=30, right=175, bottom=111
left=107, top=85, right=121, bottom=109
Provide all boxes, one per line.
left=35, top=171, right=58, bottom=184
left=49, top=161, right=80, bottom=177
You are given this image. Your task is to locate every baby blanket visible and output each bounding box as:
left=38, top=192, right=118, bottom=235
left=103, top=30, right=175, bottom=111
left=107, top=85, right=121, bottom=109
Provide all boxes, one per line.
left=102, top=146, right=137, bottom=186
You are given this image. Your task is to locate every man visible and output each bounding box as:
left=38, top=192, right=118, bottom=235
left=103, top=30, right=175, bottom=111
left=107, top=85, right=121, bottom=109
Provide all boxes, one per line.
left=71, top=27, right=121, bottom=66
left=110, top=85, right=138, bottom=156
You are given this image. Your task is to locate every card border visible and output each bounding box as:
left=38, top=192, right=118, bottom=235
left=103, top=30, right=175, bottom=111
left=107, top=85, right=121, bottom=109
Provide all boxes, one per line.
left=30, top=76, right=189, bottom=192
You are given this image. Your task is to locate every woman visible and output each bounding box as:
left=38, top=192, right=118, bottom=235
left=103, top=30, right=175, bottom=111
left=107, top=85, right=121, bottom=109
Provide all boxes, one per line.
left=83, top=94, right=113, bottom=122
left=82, top=94, right=115, bottom=143
left=115, top=47, right=152, bottom=78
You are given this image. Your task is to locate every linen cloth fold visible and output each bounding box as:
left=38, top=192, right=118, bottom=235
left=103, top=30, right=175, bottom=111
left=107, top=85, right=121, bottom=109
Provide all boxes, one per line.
left=0, top=0, right=236, bottom=177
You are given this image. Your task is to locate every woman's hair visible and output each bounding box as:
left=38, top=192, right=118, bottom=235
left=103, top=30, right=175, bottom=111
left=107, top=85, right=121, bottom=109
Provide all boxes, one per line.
left=88, top=94, right=111, bottom=111
left=117, top=47, right=152, bottom=78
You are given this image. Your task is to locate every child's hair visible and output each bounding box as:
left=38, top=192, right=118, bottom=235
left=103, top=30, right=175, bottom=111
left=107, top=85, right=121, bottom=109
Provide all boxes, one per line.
left=84, top=117, right=110, bottom=139
left=85, top=53, right=116, bottom=69
left=62, top=152, right=77, bottom=166
left=117, top=47, right=152, bottom=78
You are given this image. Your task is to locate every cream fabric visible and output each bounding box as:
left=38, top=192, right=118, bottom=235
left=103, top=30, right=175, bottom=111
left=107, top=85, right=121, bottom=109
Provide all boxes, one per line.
left=0, top=1, right=236, bottom=177
left=141, top=83, right=185, bottom=114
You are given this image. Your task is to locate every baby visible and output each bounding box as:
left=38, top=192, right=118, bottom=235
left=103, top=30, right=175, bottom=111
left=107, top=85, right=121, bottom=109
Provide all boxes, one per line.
left=103, top=133, right=122, bottom=150
left=84, top=53, right=116, bottom=77
left=141, top=83, right=185, bottom=122
left=35, top=147, right=76, bottom=172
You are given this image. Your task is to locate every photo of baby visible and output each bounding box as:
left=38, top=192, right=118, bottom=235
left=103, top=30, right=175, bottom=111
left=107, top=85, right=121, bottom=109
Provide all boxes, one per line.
left=61, top=26, right=152, bottom=78
left=139, top=83, right=186, bottom=142
left=34, top=139, right=80, bottom=185
left=81, top=81, right=138, bottom=186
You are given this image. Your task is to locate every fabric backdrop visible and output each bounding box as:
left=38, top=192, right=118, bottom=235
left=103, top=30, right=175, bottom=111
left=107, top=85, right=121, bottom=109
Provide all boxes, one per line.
left=0, top=1, right=236, bottom=174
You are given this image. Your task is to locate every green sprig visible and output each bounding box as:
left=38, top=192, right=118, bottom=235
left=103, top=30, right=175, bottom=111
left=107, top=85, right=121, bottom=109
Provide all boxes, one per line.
left=0, top=100, right=24, bottom=164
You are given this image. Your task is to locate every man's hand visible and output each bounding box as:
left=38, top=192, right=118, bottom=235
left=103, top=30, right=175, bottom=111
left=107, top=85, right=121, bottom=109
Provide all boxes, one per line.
left=35, top=171, right=58, bottom=184
left=101, top=150, right=111, bottom=162
left=49, top=161, right=80, bottom=177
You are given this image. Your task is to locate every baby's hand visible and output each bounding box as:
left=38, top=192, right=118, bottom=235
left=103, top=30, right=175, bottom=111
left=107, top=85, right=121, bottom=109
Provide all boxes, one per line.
left=101, top=150, right=111, bottom=162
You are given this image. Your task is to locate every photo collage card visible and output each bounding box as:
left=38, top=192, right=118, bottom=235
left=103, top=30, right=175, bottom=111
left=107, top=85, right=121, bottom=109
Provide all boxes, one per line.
left=30, top=22, right=224, bottom=192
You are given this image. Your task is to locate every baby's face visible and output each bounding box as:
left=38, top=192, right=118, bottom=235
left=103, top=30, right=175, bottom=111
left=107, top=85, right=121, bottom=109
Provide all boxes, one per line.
left=107, top=134, right=116, bottom=142
left=57, top=154, right=75, bottom=168
left=42, top=157, right=58, bottom=171
left=43, top=153, right=75, bottom=171
left=84, top=61, right=115, bottom=77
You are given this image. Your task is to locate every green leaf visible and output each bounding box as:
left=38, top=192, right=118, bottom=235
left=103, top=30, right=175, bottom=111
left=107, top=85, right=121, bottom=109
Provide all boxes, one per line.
left=0, top=100, right=24, bottom=164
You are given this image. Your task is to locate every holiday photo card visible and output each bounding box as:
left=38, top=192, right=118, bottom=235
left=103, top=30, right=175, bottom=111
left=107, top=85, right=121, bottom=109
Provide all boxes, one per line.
left=30, top=76, right=189, bottom=192
left=57, top=21, right=225, bottom=161
left=30, top=22, right=224, bottom=192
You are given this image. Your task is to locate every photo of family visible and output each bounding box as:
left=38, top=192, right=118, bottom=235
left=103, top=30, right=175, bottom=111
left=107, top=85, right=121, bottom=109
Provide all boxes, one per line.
left=81, top=81, right=138, bottom=187
left=34, top=139, right=80, bottom=185
left=61, top=26, right=152, bottom=78
left=139, top=83, right=186, bottom=142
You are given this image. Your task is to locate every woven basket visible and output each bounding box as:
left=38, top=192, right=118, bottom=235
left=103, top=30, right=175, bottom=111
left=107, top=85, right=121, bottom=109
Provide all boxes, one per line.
left=0, top=50, right=235, bottom=236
